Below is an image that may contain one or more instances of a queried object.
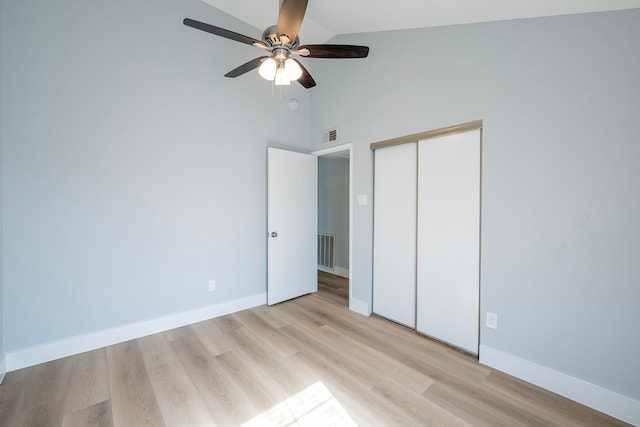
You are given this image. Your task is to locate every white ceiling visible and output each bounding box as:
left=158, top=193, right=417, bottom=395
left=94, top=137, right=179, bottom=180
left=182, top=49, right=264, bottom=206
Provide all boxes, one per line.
left=203, top=0, right=640, bottom=43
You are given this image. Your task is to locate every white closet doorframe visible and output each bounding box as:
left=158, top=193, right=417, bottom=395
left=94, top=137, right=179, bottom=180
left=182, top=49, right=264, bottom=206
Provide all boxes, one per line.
left=370, top=120, right=483, bottom=355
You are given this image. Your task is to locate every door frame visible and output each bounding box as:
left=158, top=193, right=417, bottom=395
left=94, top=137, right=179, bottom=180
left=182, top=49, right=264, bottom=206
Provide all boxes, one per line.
left=311, top=143, right=354, bottom=312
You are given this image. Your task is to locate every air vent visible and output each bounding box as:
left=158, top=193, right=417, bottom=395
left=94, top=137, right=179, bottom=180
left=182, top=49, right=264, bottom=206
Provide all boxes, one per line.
left=322, top=128, right=339, bottom=144
left=318, top=233, right=335, bottom=269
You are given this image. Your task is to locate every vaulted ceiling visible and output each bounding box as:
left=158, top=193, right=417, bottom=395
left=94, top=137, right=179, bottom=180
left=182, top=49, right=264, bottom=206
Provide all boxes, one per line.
left=203, top=0, right=640, bottom=43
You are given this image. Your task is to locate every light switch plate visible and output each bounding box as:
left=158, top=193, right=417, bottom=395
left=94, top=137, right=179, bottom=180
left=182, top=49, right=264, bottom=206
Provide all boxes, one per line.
left=486, top=312, right=498, bottom=329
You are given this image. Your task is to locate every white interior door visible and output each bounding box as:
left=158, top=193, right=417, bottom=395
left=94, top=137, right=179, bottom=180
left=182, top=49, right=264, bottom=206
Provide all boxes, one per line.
left=267, top=147, right=317, bottom=305
left=417, top=129, right=480, bottom=354
left=373, top=142, right=417, bottom=328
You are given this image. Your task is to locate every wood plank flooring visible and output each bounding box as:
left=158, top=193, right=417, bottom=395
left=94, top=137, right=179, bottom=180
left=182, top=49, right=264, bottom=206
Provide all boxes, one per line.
left=0, top=271, right=630, bottom=426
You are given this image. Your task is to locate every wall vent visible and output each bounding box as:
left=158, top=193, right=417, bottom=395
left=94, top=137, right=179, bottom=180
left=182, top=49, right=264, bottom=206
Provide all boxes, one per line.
left=321, top=128, right=339, bottom=145
left=317, top=233, right=335, bottom=269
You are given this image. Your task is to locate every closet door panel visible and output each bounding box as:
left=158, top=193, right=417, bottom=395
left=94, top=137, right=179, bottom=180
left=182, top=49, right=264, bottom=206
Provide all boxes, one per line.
left=373, top=142, right=416, bottom=328
left=417, top=129, right=480, bottom=354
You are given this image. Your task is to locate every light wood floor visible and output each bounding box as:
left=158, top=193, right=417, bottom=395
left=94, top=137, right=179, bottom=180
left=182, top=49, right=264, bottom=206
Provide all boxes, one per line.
left=0, top=271, right=630, bottom=426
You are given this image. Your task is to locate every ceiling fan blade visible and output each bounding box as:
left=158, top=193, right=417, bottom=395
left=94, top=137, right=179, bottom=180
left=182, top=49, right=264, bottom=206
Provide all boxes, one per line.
left=291, top=59, right=316, bottom=89
left=298, top=44, right=369, bottom=59
left=277, top=0, right=308, bottom=43
left=183, top=18, right=267, bottom=49
left=224, top=57, right=269, bottom=78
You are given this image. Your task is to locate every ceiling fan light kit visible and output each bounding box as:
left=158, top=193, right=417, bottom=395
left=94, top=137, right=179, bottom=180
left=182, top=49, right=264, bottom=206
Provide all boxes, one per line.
left=274, top=65, right=292, bottom=86
left=259, top=58, right=278, bottom=80
left=284, top=58, right=303, bottom=81
left=258, top=52, right=303, bottom=85
left=184, top=0, right=369, bottom=90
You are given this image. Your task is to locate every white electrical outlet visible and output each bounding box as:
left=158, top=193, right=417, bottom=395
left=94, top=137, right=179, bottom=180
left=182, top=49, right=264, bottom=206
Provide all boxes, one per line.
left=208, top=280, right=216, bottom=292
left=486, top=312, right=498, bottom=329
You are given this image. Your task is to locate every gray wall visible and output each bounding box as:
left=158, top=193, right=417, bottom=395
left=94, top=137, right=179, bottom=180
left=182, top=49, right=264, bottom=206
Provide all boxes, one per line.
left=0, top=0, right=4, bottom=368
left=317, top=156, right=349, bottom=272
left=2, top=0, right=311, bottom=352
left=309, top=10, right=640, bottom=401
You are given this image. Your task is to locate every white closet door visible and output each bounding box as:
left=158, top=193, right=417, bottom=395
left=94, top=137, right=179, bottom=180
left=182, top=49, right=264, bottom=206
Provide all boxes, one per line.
left=417, top=129, right=480, bottom=354
left=373, top=142, right=416, bottom=328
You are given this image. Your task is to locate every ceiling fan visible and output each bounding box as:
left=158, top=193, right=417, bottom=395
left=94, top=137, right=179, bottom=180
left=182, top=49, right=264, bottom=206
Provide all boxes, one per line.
left=183, top=0, right=369, bottom=89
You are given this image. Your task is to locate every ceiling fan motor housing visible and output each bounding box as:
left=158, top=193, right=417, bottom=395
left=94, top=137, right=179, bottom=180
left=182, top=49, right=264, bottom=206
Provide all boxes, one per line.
left=262, top=25, right=300, bottom=49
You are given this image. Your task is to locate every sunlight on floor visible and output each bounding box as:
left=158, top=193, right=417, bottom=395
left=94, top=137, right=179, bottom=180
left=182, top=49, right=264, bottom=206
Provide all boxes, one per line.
left=242, top=381, right=357, bottom=427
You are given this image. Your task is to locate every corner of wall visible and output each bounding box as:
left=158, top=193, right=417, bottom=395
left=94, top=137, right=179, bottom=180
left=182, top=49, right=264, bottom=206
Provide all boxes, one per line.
left=0, top=354, right=5, bottom=384
left=349, top=297, right=370, bottom=316
left=0, top=0, right=6, bottom=382
left=479, top=345, right=640, bottom=426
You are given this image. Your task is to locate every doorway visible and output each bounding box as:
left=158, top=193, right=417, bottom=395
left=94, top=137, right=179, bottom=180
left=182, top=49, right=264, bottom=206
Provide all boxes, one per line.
left=312, top=144, right=352, bottom=308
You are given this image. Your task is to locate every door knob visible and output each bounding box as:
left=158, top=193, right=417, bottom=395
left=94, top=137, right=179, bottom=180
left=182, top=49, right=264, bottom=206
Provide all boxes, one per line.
left=271, top=232, right=278, bottom=238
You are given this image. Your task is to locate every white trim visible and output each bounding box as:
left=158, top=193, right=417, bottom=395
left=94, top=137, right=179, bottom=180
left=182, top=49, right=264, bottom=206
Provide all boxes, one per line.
left=349, top=297, right=370, bottom=316
left=348, top=147, right=354, bottom=316
left=312, top=143, right=355, bottom=318
left=318, top=265, right=349, bottom=279
left=0, top=354, right=6, bottom=384
left=6, top=293, right=266, bottom=372
left=333, top=266, right=349, bottom=278
left=480, top=345, right=640, bottom=426
left=311, top=143, right=351, bottom=158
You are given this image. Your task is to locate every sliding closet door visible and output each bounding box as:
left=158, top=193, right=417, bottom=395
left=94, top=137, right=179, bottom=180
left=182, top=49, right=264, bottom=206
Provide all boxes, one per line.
left=373, top=142, right=416, bottom=328
left=417, top=129, right=480, bottom=354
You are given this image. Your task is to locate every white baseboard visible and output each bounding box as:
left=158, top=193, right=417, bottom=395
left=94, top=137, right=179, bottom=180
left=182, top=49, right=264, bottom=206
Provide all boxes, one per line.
left=349, top=297, right=370, bottom=316
left=6, top=293, right=267, bottom=372
left=317, top=265, right=349, bottom=279
left=480, top=345, right=640, bottom=426
left=333, top=266, right=349, bottom=278
left=0, top=353, right=6, bottom=384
